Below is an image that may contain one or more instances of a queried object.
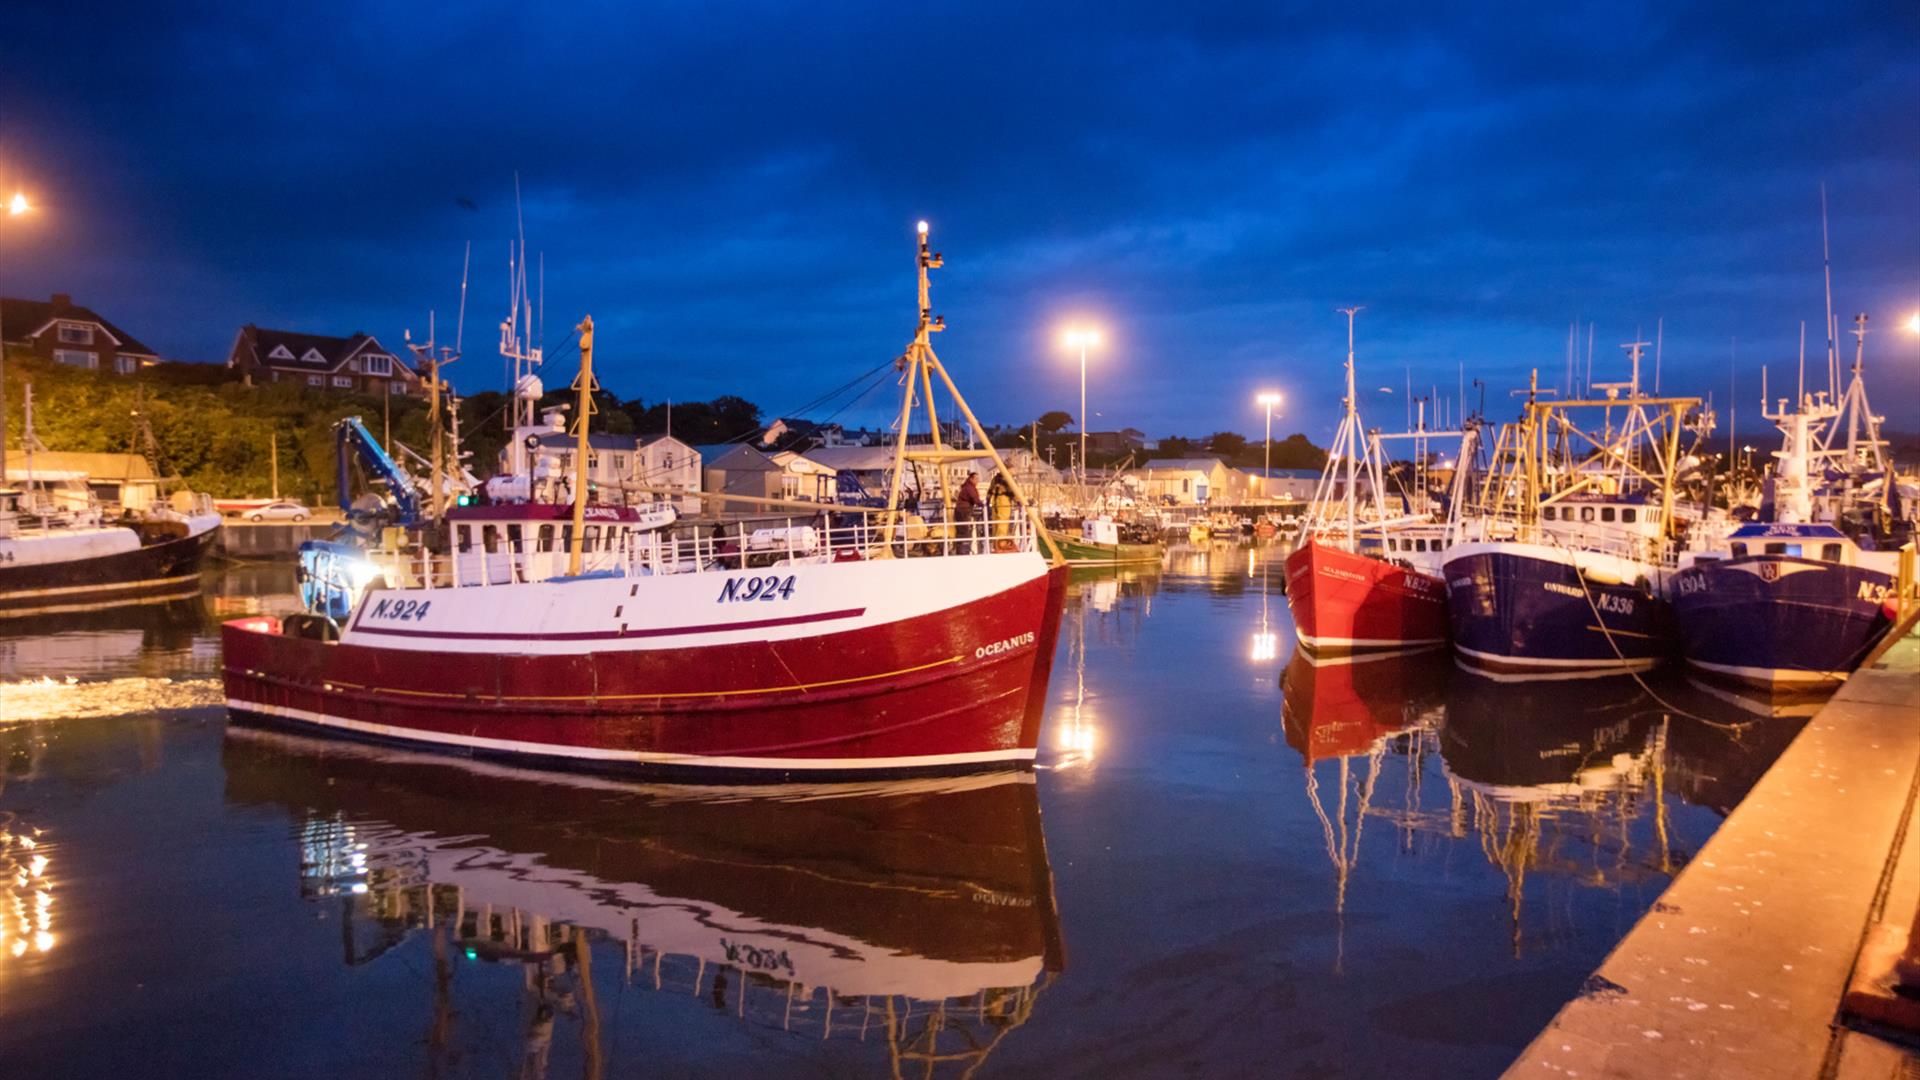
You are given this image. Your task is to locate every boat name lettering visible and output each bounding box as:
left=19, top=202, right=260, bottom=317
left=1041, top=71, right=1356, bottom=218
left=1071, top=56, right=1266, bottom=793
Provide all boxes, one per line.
left=583, top=507, right=624, bottom=520
left=717, top=575, right=797, bottom=604
left=1542, top=582, right=1584, bottom=598
left=976, top=632, right=1036, bottom=659
left=719, top=938, right=794, bottom=975
left=1859, top=580, right=1893, bottom=603
left=366, top=597, right=432, bottom=621
left=1674, top=572, right=1708, bottom=596
left=1449, top=577, right=1473, bottom=590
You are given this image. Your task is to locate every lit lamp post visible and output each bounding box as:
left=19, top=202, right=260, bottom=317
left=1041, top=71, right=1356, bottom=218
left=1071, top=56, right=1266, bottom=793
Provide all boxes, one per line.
left=1256, top=391, right=1282, bottom=500
left=1061, top=327, right=1102, bottom=478
left=1, top=190, right=33, bottom=484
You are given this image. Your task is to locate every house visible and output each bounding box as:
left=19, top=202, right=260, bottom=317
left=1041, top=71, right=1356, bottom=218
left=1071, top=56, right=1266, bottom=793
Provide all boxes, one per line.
left=696, top=444, right=784, bottom=514
left=226, top=325, right=419, bottom=395
left=768, top=450, right=840, bottom=502
left=0, top=293, right=160, bottom=374
left=635, top=434, right=702, bottom=516
left=801, top=445, right=1050, bottom=504
left=4, top=450, right=162, bottom=510
left=1239, top=467, right=1321, bottom=502
left=1130, top=457, right=1235, bottom=505
left=1084, top=428, right=1148, bottom=460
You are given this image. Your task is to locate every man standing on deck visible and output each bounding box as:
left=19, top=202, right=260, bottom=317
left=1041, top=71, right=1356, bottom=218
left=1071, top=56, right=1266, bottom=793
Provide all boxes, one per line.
left=954, top=471, right=982, bottom=552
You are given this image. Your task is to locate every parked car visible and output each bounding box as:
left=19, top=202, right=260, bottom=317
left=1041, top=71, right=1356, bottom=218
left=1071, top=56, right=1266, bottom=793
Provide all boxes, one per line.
left=244, top=501, right=310, bottom=522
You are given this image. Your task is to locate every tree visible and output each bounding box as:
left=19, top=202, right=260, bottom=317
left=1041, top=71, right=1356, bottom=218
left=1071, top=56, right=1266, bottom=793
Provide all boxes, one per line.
left=1035, top=410, right=1073, bottom=434
left=1155, top=435, right=1196, bottom=458
left=1203, top=431, right=1247, bottom=459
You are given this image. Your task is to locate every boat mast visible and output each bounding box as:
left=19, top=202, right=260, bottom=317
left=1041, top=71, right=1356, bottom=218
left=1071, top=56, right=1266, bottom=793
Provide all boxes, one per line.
left=568, top=315, right=596, bottom=577
left=1339, top=306, right=1362, bottom=548
left=879, top=221, right=1061, bottom=563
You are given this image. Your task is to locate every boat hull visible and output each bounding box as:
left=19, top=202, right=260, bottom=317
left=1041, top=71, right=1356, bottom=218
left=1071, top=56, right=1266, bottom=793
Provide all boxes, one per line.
left=1283, top=539, right=1448, bottom=653
left=1670, top=556, right=1895, bottom=689
left=0, top=523, right=217, bottom=618
left=223, top=560, right=1072, bottom=780
left=1444, top=542, right=1670, bottom=677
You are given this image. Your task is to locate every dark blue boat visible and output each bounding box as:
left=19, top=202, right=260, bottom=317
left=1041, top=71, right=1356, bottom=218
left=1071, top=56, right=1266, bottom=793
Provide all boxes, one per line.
left=1669, top=522, right=1898, bottom=690
left=1444, top=540, right=1672, bottom=677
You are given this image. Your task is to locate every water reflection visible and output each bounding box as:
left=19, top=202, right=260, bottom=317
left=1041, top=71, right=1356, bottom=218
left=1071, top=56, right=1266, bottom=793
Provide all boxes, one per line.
left=0, top=814, right=55, bottom=960
left=222, top=729, right=1063, bottom=1077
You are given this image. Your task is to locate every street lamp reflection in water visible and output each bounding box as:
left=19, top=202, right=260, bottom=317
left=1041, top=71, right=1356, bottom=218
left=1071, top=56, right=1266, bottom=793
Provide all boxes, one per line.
left=1, top=825, right=55, bottom=959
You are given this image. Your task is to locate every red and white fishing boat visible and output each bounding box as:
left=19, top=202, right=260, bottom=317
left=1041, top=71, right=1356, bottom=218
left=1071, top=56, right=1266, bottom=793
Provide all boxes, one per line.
left=1284, top=310, right=1464, bottom=654
left=223, top=223, right=1071, bottom=779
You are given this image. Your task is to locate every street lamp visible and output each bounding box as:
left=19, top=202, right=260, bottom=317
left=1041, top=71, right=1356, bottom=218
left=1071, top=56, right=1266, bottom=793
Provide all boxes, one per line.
left=1905, top=311, right=1920, bottom=335
left=1256, top=391, right=1282, bottom=497
left=1061, top=327, right=1102, bottom=478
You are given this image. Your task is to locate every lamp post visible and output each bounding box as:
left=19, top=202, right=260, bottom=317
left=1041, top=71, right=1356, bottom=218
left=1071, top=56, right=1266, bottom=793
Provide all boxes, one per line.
left=1, top=190, right=33, bottom=484
left=1256, top=391, right=1282, bottom=500
left=1062, top=327, right=1102, bottom=479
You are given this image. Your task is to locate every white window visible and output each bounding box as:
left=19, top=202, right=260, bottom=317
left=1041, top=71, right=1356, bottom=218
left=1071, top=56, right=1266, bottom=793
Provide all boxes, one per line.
left=613, top=453, right=628, bottom=471
left=360, top=353, right=393, bottom=376
left=268, top=345, right=295, bottom=361
left=664, top=452, right=674, bottom=470
left=115, top=355, right=139, bottom=374
left=301, top=348, right=326, bottom=364
left=54, top=348, right=97, bottom=368
left=57, top=322, right=94, bottom=345
left=307, top=375, right=323, bottom=386
left=332, top=376, right=353, bottom=388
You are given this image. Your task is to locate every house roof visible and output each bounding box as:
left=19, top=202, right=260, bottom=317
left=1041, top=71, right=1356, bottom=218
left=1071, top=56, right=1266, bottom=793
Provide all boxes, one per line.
left=240, top=325, right=414, bottom=375
left=4, top=450, right=158, bottom=483
left=694, top=443, right=781, bottom=470
left=531, top=432, right=638, bottom=451
left=1138, top=457, right=1227, bottom=472
left=635, top=433, right=694, bottom=450
left=1, top=295, right=159, bottom=356
left=1242, top=467, right=1321, bottom=479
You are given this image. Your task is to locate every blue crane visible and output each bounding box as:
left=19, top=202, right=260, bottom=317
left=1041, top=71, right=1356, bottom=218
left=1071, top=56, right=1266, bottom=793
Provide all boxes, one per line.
left=334, top=416, right=424, bottom=528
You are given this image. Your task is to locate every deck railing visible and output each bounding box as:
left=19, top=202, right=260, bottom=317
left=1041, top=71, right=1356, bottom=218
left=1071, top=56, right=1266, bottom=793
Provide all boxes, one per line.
left=370, top=511, right=1036, bottom=591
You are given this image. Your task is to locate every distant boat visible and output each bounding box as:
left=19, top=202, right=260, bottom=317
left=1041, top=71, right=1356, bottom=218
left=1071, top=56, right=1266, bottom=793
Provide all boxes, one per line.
left=0, top=488, right=220, bottom=617
left=1046, top=515, right=1163, bottom=567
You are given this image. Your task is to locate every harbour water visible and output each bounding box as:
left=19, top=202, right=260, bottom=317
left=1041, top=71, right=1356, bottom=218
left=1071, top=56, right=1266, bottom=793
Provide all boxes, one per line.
left=0, top=546, right=1820, bottom=1078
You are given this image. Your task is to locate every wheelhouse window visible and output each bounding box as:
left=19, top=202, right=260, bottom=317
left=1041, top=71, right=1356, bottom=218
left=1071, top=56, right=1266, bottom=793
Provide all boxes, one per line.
left=1600, top=507, right=1616, bottom=522
left=1764, top=542, right=1787, bottom=555
left=507, top=524, right=524, bottom=552
left=1580, top=507, right=1595, bottom=522
left=583, top=526, right=601, bottom=551
left=537, top=524, right=555, bottom=552
left=481, top=525, right=499, bottom=554
left=457, top=526, right=473, bottom=553
left=1731, top=543, right=1748, bottom=557
left=1542, top=507, right=1556, bottom=521
left=1822, top=543, right=1842, bottom=561
left=1622, top=508, right=1637, bottom=523
left=57, top=322, right=94, bottom=344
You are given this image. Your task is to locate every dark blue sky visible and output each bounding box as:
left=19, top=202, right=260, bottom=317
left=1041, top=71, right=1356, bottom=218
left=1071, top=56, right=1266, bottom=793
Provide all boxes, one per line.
left=2, top=1, right=1916, bottom=444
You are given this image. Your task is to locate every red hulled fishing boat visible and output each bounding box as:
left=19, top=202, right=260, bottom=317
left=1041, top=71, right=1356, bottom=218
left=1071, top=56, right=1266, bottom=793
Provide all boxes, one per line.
left=223, top=223, right=1071, bottom=779
left=1284, top=311, right=1458, bottom=654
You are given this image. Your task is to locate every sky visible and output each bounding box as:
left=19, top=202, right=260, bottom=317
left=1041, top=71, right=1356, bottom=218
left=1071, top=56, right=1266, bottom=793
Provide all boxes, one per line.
left=1, top=1, right=1917, bottom=446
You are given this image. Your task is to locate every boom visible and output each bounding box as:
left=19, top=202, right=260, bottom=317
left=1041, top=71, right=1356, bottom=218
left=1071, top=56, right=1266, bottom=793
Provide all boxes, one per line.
left=334, top=416, right=423, bottom=526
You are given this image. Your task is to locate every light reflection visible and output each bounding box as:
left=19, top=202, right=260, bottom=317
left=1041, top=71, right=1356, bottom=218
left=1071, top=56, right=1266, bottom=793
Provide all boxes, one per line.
left=0, top=675, right=222, bottom=723
left=1, top=820, right=56, bottom=963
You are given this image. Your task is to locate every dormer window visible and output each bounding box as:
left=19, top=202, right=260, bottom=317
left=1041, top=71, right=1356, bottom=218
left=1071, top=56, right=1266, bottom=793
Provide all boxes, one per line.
left=360, top=353, right=393, bottom=376
left=301, top=348, right=326, bottom=364
left=268, top=344, right=295, bottom=361
left=57, top=322, right=94, bottom=344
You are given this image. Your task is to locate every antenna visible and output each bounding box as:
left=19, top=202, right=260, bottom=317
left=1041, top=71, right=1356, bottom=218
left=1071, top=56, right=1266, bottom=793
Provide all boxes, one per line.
left=1820, top=183, right=1838, bottom=401
left=1654, top=317, right=1663, bottom=394
left=1796, top=321, right=1805, bottom=406
left=455, top=241, right=470, bottom=355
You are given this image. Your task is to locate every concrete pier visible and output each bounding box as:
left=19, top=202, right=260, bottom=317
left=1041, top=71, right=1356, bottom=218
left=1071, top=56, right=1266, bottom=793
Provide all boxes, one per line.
left=216, top=520, right=336, bottom=558
left=1505, top=614, right=1920, bottom=1079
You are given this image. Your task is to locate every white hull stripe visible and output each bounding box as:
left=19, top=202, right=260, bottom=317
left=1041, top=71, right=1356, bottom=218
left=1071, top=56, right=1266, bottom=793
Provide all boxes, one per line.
left=1454, top=643, right=1660, bottom=673
left=226, top=699, right=1037, bottom=771
left=1297, top=632, right=1448, bottom=649
left=0, top=572, right=201, bottom=602
left=1685, top=658, right=1843, bottom=686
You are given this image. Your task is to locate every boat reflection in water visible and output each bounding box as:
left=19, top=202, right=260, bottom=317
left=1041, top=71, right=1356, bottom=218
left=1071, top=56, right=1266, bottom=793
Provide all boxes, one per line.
left=221, top=729, right=1063, bottom=1077
left=1281, top=645, right=1450, bottom=967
